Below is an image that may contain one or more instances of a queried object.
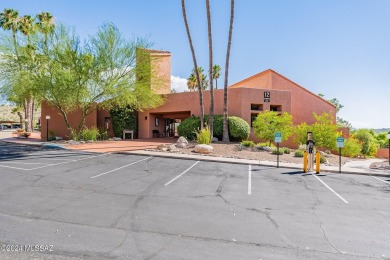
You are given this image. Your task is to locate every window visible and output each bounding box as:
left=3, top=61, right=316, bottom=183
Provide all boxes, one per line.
left=270, top=105, right=282, bottom=112
left=251, top=104, right=263, bottom=111
left=251, top=113, right=258, bottom=127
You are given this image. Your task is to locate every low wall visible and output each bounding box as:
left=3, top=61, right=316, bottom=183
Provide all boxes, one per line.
left=376, top=148, right=389, bottom=159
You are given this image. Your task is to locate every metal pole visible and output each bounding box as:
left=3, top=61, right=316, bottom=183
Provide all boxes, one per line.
left=339, top=147, right=341, bottom=173
left=46, top=119, right=49, bottom=141
left=277, top=142, right=279, bottom=168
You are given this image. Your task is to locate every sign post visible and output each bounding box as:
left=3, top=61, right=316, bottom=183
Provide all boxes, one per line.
left=336, top=137, right=345, bottom=173
left=274, top=132, right=282, bottom=168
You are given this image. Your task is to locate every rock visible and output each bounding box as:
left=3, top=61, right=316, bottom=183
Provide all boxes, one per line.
left=212, top=137, right=218, bottom=143
left=79, top=141, right=86, bottom=144
left=69, top=140, right=79, bottom=145
left=194, top=144, right=213, bottom=154
left=157, top=144, right=166, bottom=151
left=176, top=136, right=188, bottom=144
left=168, top=144, right=177, bottom=151
left=176, top=142, right=186, bottom=148
left=55, top=136, right=63, bottom=140
left=113, top=137, right=122, bottom=141
left=86, top=140, right=94, bottom=143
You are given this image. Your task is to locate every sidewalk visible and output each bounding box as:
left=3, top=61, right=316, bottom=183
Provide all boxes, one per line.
left=1, top=133, right=389, bottom=177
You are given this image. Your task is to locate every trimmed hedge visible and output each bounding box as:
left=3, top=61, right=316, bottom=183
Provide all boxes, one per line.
left=178, top=115, right=250, bottom=141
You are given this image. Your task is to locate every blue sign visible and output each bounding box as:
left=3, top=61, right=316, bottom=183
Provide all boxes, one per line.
left=274, top=132, right=282, bottom=143
left=336, top=137, right=344, bottom=148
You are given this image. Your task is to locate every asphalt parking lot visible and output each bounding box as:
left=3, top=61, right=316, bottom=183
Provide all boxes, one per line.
left=0, top=141, right=390, bottom=259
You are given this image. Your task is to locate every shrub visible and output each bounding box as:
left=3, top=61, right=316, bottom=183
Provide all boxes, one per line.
left=81, top=127, right=99, bottom=141
left=283, top=147, right=290, bottom=154
left=341, top=138, right=361, bottom=158
left=178, top=115, right=250, bottom=141
left=315, top=154, right=327, bottom=164
left=353, top=129, right=371, bottom=155
left=196, top=126, right=212, bottom=144
left=110, top=106, right=137, bottom=138
left=272, top=148, right=284, bottom=155
left=69, top=128, right=79, bottom=141
left=228, top=116, right=250, bottom=141
left=177, top=116, right=200, bottom=140
left=294, top=150, right=304, bottom=157
left=241, top=140, right=255, bottom=147
left=99, top=128, right=109, bottom=140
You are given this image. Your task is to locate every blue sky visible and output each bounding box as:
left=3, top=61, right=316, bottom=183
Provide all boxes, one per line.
left=1, top=0, right=389, bottom=129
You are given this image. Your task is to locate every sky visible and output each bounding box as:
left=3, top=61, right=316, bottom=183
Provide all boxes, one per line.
left=1, top=0, right=389, bottom=129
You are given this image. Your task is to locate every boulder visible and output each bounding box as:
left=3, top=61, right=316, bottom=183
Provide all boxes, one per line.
left=176, top=142, right=187, bottom=148
left=194, top=144, right=213, bottom=154
left=168, top=144, right=178, bottom=152
left=212, top=137, right=218, bottom=143
left=176, top=136, right=188, bottom=144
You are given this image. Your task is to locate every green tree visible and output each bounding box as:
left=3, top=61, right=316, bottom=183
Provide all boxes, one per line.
left=352, top=129, right=379, bottom=156
left=35, top=23, right=163, bottom=133
left=293, top=122, right=311, bottom=145
left=311, top=112, right=340, bottom=149
left=181, top=0, right=204, bottom=129
left=222, top=0, right=234, bottom=142
left=187, top=67, right=208, bottom=91
left=252, top=110, right=293, bottom=146
left=212, top=64, right=221, bottom=89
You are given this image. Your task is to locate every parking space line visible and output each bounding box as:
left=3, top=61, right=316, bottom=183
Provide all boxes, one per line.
left=0, top=162, right=53, bottom=165
left=165, top=161, right=200, bottom=186
left=0, top=164, right=30, bottom=171
left=248, top=165, right=252, bottom=195
left=311, top=173, right=349, bottom=204
left=29, top=153, right=111, bottom=171
left=91, top=157, right=152, bottom=179
left=372, top=176, right=390, bottom=185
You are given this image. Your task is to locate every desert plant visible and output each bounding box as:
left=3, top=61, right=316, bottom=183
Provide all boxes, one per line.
left=272, top=148, right=284, bottom=155
left=69, top=128, right=80, bottom=141
left=99, top=128, right=109, bottom=140
left=241, top=140, right=255, bottom=147
left=294, top=150, right=304, bottom=157
left=283, top=147, right=290, bottom=154
left=196, top=126, right=212, bottom=144
left=80, top=127, right=99, bottom=141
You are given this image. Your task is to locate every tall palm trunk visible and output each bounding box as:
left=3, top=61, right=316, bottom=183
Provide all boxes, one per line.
left=181, top=0, right=204, bottom=129
left=206, top=0, right=214, bottom=138
left=222, top=0, right=235, bottom=142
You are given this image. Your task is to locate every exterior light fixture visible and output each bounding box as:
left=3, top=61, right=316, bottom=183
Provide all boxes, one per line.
left=46, top=116, right=51, bottom=141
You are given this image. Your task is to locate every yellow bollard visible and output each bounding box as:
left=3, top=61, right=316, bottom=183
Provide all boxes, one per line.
left=316, top=151, right=320, bottom=174
left=303, top=151, right=308, bottom=173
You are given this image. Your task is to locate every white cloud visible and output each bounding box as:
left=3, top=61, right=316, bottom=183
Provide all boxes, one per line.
left=171, top=75, right=188, bottom=93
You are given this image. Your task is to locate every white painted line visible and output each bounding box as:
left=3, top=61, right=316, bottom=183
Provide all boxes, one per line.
left=91, top=157, right=152, bottom=179
left=0, top=162, right=52, bottom=165
left=165, top=161, right=200, bottom=186
left=248, top=165, right=252, bottom=195
left=372, top=176, right=390, bottom=185
left=0, top=164, right=29, bottom=171
left=29, top=153, right=111, bottom=171
left=311, top=173, right=349, bottom=204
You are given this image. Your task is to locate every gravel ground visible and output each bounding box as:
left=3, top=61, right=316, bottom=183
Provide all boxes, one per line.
left=161, top=142, right=357, bottom=166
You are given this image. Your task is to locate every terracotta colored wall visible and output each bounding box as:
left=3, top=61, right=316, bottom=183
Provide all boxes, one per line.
left=376, top=148, right=389, bottom=159
left=41, top=102, right=97, bottom=139
left=230, top=70, right=336, bottom=125
left=97, top=109, right=115, bottom=138
left=138, top=88, right=291, bottom=138
left=151, top=53, right=171, bottom=94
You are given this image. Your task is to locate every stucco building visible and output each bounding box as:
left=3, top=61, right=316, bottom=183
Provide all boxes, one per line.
left=41, top=49, right=336, bottom=142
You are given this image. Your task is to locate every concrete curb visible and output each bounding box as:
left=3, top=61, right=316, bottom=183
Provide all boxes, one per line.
left=123, top=150, right=390, bottom=178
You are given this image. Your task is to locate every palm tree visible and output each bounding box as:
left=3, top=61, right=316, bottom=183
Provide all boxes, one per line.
left=181, top=0, right=204, bottom=129
left=212, top=64, right=221, bottom=89
left=188, top=67, right=208, bottom=91
left=187, top=73, right=196, bottom=92
left=0, top=9, right=20, bottom=60
left=18, top=15, right=37, bottom=132
left=36, top=12, right=54, bottom=54
left=222, top=0, right=235, bottom=142
left=206, top=0, right=214, bottom=139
